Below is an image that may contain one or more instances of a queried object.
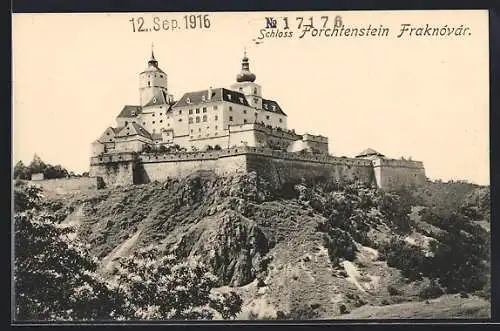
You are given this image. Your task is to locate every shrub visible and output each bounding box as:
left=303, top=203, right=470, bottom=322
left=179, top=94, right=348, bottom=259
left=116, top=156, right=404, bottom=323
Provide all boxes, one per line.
left=418, top=281, right=444, bottom=300
left=387, top=285, right=403, bottom=296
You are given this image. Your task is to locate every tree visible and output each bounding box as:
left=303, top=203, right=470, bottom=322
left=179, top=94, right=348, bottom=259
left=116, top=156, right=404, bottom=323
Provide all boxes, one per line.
left=14, top=182, right=125, bottom=321
left=14, top=161, right=30, bottom=180
left=115, top=247, right=243, bottom=320
left=28, top=154, right=47, bottom=174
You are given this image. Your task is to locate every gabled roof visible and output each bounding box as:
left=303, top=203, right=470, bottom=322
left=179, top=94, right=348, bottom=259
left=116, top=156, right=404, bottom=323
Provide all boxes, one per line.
left=262, top=99, right=287, bottom=116
left=173, top=88, right=250, bottom=108
left=117, top=105, right=142, bottom=118
left=115, top=122, right=152, bottom=140
left=356, top=148, right=385, bottom=158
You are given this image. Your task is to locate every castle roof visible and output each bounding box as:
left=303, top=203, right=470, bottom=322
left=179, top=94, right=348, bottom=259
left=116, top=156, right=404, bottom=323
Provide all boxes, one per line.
left=115, top=122, right=152, bottom=140
left=117, top=105, right=142, bottom=118
left=172, top=88, right=250, bottom=108
left=262, top=99, right=287, bottom=116
left=356, top=148, right=385, bottom=158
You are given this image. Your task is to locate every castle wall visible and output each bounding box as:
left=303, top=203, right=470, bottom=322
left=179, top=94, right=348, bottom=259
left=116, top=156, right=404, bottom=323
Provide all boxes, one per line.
left=244, top=152, right=374, bottom=188
left=136, top=150, right=247, bottom=183
left=372, top=158, right=426, bottom=190
left=132, top=147, right=374, bottom=188
left=89, top=153, right=137, bottom=187
left=29, top=177, right=104, bottom=196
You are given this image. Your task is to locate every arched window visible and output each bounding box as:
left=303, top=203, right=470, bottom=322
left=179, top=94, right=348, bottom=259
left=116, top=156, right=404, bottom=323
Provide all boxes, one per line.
left=196, top=116, right=200, bottom=123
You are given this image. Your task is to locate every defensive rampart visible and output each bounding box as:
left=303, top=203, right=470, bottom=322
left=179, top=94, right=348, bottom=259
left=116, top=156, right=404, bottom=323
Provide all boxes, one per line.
left=89, top=147, right=426, bottom=190
left=28, top=177, right=104, bottom=196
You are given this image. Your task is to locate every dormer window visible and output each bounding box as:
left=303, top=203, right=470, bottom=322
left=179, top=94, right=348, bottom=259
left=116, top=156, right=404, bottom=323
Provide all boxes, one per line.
left=272, top=105, right=276, bottom=111
left=186, top=97, right=191, bottom=104
left=153, top=97, right=157, bottom=104
left=227, top=94, right=232, bottom=100
left=202, top=95, right=206, bottom=101
left=264, top=104, right=268, bottom=110
left=239, top=97, right=244, bottom=103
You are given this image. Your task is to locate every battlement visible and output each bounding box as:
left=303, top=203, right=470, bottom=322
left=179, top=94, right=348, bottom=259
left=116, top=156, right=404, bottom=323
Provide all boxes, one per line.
left=372, top=158, right=425, bottom=169
left=229, top=123, right=302, bottom=140
left=136, top=146, right=370, bottom=167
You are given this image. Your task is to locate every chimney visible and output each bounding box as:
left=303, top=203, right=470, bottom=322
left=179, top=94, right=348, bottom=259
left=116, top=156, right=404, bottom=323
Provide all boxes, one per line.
left=208, top=86, right=213, bottom=100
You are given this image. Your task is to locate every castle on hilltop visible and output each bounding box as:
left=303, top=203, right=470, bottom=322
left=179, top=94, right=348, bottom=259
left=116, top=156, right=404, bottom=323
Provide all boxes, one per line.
left=89, top=47, right=426, bottom=190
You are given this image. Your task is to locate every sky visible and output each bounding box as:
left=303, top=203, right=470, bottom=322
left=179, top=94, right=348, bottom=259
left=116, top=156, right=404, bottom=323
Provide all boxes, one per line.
left=12, top=10, right=489, bottom=185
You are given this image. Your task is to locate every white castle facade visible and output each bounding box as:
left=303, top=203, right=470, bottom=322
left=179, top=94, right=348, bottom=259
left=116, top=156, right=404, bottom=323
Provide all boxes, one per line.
left=89, top=48, right=426, bottom=190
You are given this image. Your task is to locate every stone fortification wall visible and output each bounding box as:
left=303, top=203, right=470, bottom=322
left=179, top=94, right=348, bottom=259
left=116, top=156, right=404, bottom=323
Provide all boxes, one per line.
left=245, top=152, right=374, bottom=188
left=88, top=147, right=426, bottom=190
left=132, top=146, right=374, bottom=188
left=372, top=158, right=426, bottom=190
left=28, top=177, right=104, bottom=196
left=89, top=152, right=137, bottom=187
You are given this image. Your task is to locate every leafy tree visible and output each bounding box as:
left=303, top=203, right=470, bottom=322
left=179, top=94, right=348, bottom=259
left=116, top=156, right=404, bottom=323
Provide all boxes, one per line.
left=14, top=161, right=30, bottom=180
left=14, top=182, right=126, bottom=321
left=114, top=247, right=243, bottom=320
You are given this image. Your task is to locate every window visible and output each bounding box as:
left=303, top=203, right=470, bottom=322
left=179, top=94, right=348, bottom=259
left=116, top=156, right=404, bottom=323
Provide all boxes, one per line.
left=198, top=128, right=201, bottom=132
left=152, top=113, right=155, bottom=117
left=254, top=88, right=257, bottom=94
left=239, top=87, right=243, bottom=92
left=191, top=129, right=194, bottom=133
left=215, top=125, right=218, bottom=130
left=214, top=105, right=218, bottom=110
left=215, top=132, right=218, bottom=136
left=227, top=94, right=232, bottom=100
left=253, top=98, right=258, bottom=104
left=178, top=118, right=182, bottom=122
left=229, top=106, right=233, bottom=111
left=143, top=122, right=146, bottom=125
left=196, top=116, right=200, bottom=123
left=152, top=121, right=155, bottom=124
left=266, top=115, right=270, bottom=120
left=189, top=117, right=193, bottom=124
left=125, top=121, right=128, bottom=125
left=243, top=110, right=247, bottom=114
left=202, top=107, right=207, bottom=113
left=179, top=110, right=182, bottom=115
left=152, top=129, right=156, bottom=133
left=160, top=113, right=162, bottom=116
left=202, top=95, right=206, bottom=101
left=196, top=108, right=200, bottom=114
left=239, top=97, right=244, bottom=103
left=229, top=116, right=233, bottom=121
left=279, top=118, right=283, bottom=123
left=186, top=98, right=191, bottom=104
left=160, top=120, right=163, bottom=123
left=215, top=115, right=218, bottom=120
left=244, top=119, right=247, bottom=124
left=189, top=109, right=193, bottom=115
left=202, top=115, right=207, bottom=122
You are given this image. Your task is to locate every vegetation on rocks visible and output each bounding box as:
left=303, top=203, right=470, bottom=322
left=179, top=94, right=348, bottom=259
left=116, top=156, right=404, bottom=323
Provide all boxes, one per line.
left=13, top=171, right=491, bottom=320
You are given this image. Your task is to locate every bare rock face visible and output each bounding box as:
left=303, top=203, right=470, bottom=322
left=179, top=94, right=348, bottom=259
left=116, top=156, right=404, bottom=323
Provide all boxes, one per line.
left=168, top=210, right=270, bottom=286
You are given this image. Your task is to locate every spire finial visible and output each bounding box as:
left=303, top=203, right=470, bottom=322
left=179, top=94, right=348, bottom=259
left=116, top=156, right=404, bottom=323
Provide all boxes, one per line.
left=244, top=46, right=247, bottom=58
left=151, top=42, right=155, bottom=59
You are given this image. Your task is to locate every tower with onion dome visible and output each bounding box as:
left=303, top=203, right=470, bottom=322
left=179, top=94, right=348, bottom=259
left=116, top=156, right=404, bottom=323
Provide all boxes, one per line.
left=139, top=45, right=170, bottom=108
left=230, top=49, right=263, bottom=110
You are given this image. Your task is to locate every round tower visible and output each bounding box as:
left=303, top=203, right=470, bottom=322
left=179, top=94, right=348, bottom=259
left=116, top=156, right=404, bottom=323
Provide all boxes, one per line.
left=139, top=45, right=169, bottom=107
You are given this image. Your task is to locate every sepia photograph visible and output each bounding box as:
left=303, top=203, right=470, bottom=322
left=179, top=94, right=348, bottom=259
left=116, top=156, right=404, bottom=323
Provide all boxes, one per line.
left=12, top=10, right=491, bottom=321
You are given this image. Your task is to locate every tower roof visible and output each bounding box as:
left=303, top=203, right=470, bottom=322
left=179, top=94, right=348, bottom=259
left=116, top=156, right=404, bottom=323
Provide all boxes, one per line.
left=236, top=49, right=256, bottom=83
left=141, top=44, right=165, bottom=74
left=356, top=148, right=385, bottom=158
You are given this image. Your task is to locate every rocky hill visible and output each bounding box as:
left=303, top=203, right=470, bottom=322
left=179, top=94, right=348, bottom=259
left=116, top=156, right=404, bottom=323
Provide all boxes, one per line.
left=40, top=171, right=491, bottom=319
